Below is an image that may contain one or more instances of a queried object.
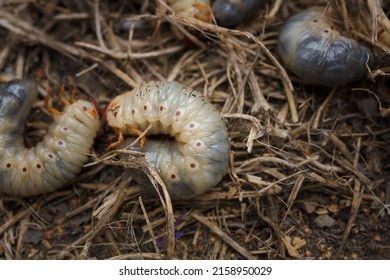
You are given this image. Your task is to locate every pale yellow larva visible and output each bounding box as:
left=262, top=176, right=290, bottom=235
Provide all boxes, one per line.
left=0, top=80, right=101, bottom=196
left=167, top=0, right=212, bottom=23
left=105, top=81, right=229, bottom=200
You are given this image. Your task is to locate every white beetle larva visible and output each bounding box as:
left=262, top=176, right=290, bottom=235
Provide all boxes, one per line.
left=167, top=0, right=211, bottom=23
left=0, top=80, right=100, bottom=196
left=277, top=9, right=375, bottom=87
left=212, top=0, right=266, bottom=27
left=105, top=81, right=229, bottom=200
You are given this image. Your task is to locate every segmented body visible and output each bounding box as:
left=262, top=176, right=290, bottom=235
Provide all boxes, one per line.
left=0, top=80, right=100, bottom=196
left=212, top=0, right=266, bottom=27
left=277, top=9, right=374, bottom=87
left=105, top=81, right=229, bottom=199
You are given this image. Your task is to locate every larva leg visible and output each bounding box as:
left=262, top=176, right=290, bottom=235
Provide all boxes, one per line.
left=127, top=127, right=146, bottom=149
left=44, top=88, right=63, bottom=116
left=70, top=88, right=77, bottom=103
left=106, top=129, right=125, bottom=151
left=106, top=127, right=146, bottom=151
left=57, top=84, right=71, bottom=106
left=44, top=86, right=79, bottom=115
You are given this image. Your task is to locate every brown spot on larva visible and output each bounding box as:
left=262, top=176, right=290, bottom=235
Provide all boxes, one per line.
left=190, top=163, right=196, bottom=168
left=196, top=142, right=201, bottom=147
left=176, top=111, right=181, bottom=116
left=22, top=167, right=27, bottom=172
left=171, top=174, right=176, bottom=179
left=83, top=106, right=88, bottom=111
left=324, top=29, right=329, bottom=33
left=110, top=101, right=118, bottom=108
left=48, top=153, right=54, bottom=159
left=58, top=141, right=64, bottom=145
left=132, top=109, right=135, bottom=114
left=190, top=123, right=195, bottom=128
left=6, top=163, right=11, bottom=168
left=144, top=105, right=147, bottom=111
left=36, top=164, right=42, bottom=169
left=313, top=19, right=318, bottom=23
left=89, top=108, right=98, bottom=119
left=160, top=106, right=164, bottom=111
left=63, top=127, right=68, bottom=131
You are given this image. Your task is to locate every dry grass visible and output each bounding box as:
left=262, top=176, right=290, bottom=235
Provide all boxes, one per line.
left=0, top=0, right=389, bottom=260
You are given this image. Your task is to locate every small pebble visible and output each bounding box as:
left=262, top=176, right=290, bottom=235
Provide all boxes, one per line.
left=314, top=214, right=336, bottom=228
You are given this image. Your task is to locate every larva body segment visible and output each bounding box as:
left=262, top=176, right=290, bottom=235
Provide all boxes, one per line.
left=277, top=9, right=374, bottom=87
left=212, top=0, right=266, bottom=27
left=0, top=80, right=100, bottom=196
left=106, top=81, right=229, bottom=199
left=168, top=0, right=211, bottom=22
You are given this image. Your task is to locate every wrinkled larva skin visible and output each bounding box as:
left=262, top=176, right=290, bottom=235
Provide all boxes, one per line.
left=0, top=80, right=100, bottom=196
left=277, top=9, right=374, bottom=87
left=168, top=0, right=211, bottom=22
left=212, top=0, right=266, bottom=27
left=106, top=81, right=229, bottom=200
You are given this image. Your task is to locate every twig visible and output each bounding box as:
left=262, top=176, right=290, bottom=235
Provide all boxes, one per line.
left=191, top=211, right=256, bottom=260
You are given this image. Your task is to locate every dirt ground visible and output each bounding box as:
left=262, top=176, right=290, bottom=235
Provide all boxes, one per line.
left=0, top=0, right=389, bottom=260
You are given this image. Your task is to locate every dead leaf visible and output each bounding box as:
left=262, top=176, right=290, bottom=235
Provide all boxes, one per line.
left=281, top=235, right=306, bottom=258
